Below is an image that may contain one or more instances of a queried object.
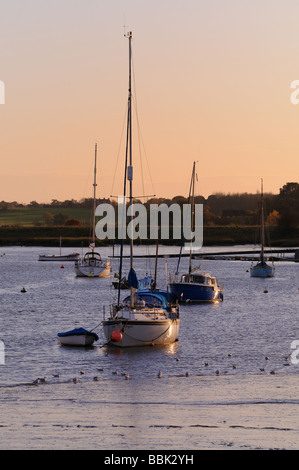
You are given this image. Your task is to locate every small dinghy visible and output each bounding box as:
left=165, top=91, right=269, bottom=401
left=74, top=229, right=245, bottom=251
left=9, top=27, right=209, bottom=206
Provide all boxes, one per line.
left=57, top=327, right=99, bottom=346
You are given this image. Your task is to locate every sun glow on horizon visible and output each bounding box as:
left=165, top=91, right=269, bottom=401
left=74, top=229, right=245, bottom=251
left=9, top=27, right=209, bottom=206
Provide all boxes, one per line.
left=0, top=0, right=298, bottom=204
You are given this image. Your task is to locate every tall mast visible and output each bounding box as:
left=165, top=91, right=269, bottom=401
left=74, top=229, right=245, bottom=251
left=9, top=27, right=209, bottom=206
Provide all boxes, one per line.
left=128, top=32, right=133, bottom=272
left=92, top=143, right=97, bottom=251
left=175, top=161, right=196, bottom=275
left=188, top=161, right=196, bottom=279
left=260, top=178, right=264, bottom=262
left=125, top=31, right=135, bottom=307
left=117, top=32, right=133, bottom=307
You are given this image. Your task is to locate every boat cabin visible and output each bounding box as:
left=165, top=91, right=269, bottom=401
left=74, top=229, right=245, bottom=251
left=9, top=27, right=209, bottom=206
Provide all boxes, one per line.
left=180, top=273, right=217, bottom=286
left=83, top=251, right=102, bottom=265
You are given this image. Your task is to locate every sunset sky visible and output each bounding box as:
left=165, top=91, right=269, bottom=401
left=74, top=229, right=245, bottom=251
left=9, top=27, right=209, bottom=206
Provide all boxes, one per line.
left=1, top=0, right=299, bottom=203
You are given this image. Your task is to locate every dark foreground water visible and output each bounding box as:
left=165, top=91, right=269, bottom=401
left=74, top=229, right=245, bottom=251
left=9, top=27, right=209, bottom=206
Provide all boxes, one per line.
left=0, top=245, right=298, bottom=450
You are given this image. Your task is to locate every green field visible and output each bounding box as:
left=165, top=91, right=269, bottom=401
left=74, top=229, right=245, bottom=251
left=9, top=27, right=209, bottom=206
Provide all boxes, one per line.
left=0, top=206, right=298, bottom=247
left=0, top=207, right=92, bottom=226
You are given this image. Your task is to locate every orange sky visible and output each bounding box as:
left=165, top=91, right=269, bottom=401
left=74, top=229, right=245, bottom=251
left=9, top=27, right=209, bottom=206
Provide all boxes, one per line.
left=0, top=0, right=299, bottom=203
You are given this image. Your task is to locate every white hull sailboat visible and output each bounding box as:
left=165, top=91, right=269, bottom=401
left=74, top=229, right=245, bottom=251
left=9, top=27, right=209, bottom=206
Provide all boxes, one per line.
left=74, top=251, right=110, bottom=278
left=39, top=237, right=79, bottom=262
left=250, top=179, right=275, bottom=278
left=39, top=253, right=80, bottom=262
left=104, top=294, right=180, bottom=348
left=103, top=32, right=180, bottom=348
left=75, top=143, right=111, bottom=278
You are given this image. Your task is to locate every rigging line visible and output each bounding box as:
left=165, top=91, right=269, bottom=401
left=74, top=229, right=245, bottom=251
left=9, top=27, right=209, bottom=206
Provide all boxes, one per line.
left=136, top=112, right=156, bottom=196
left=122, top=322, right=172, bottom=343
left=131, top=52, right=145, bottom=198
left=175, top=161, right=197, bottom=275
left=118, top=91, right=131, bottom=307
left=81, top=155, right=94, bottom=202
left=90, top=321, right=103, bottom=332
left=133, top=97, right=145, bottom=197
left=131, top=52, right=156, bottom=199
left=110, top=102, right=129, bottom=199
left=80, top=152, right=98, bottom=243
left=131, top=49, right=154, bottom=278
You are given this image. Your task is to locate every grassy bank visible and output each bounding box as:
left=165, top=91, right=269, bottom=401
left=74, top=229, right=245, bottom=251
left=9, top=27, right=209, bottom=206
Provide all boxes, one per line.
left=0, top=207, right=92, bottom=226
left=0, top=225, right=298, bottom=247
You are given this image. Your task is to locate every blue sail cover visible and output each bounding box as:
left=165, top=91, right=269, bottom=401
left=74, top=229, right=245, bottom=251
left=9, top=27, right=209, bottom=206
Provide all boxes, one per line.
left=57, top=327, right=99, bottom=341
left=137, top=276, right=154, bottom=290
left=128, top=268, right=138, bottom=288
left=123, top=292, right=169, bottom=309
left=127, top=269, right=153, bottom=290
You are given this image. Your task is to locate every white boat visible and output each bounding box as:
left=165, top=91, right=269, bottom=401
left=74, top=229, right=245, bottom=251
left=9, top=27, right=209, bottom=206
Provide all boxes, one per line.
left=102, top=32, right=180, bottom=348
left=250, top=179, right=275, bottom=278
left=39, top=237, right=79, bottom=261
left=39, top=253, right=80, bottom=262
left=74, top=143, right=111, bottom=277
left=104, top=292, right=180, bottom=348
left=75, top=251, right=111, bottom=277
left=57, top=327, right=99, bottom=346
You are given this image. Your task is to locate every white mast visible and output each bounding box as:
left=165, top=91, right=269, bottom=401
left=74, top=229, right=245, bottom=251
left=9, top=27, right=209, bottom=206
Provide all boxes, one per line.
left=188, top=161, right=196, bottom=279
left=125, top=31, right=135, bottom=307
left=128, top=32, right=133, bottom=272
left=260, top=178, right=264, bottom=262
left=92, top=143, right=97, bottom=251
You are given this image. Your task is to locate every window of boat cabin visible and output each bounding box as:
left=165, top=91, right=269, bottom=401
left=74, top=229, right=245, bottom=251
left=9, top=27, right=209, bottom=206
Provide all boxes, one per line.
left=191, top=274, right=205, bottom=284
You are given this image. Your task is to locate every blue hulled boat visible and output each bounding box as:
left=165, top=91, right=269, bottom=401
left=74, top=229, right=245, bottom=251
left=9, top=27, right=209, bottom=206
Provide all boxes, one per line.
left=169, top=162, right=223, bottom=303
left=250, top=260, right=274, bottom=278
left=169, top=271, right=223, bottom=303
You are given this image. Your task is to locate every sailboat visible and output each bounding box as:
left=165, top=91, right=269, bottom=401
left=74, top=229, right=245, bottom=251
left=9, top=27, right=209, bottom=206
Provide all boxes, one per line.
left=102, top=32, right=180, bottom=347
left=169, top=162, right=223, bottom=303
left=74, top=143, right=111, bottom=277
left=39, top=237, right=79, bottom=262
left=137, top=237, right=177, bottom=305
left=250, top=179, right=275, bottom=278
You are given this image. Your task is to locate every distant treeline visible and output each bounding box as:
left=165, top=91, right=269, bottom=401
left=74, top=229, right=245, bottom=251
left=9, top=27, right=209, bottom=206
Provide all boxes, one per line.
left=0, top=224, right=298, bottom=248
left=1, top=182, right=298, bottom=232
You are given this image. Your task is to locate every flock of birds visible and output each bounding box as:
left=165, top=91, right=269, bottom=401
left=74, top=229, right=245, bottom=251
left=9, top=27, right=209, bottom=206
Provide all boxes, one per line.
left=30, top=352, right=291, bottom=386
left=31, top=369, right=130, bottom=385
left=6, top=254, right=289, bottom=386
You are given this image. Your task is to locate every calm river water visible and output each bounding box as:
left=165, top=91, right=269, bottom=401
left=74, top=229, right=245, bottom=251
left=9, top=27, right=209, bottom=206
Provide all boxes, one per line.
left=0, top=245, right=298, bottom=450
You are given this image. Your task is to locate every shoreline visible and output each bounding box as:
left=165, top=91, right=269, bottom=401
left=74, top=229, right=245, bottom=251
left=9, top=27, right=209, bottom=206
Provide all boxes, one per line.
left=0, top=225, right=298, bottom=248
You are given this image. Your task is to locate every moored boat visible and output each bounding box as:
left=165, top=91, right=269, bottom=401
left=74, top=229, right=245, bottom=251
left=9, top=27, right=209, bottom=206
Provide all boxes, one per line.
left=39, top=236, right=79, bottom=261
left=169, top=271, right=223, bottom=303
left=250, top=179, right=275, bottom=278
left=103, top=288, right=180, bottom=348
left=112, top=273, right=129, bottom=290
left=74, top=143, right=111, bottom=278
left=57, top=327, right=99, bottom=346
left=75, top=251, right=110, bottom=278
left=39, top=253, right=80, bottom=262
left=169, top=162, right=223, bottom=303
left=102, top=32, right=180, bottom=347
